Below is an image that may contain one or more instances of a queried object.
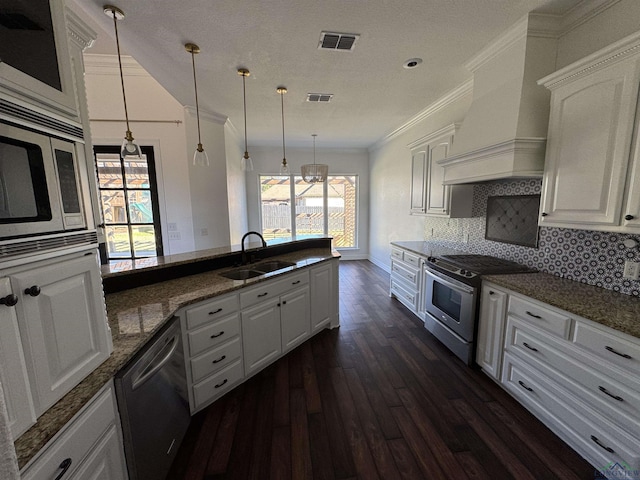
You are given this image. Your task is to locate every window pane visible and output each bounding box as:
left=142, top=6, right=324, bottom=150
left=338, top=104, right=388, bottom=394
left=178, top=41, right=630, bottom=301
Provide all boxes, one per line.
left=101, top=190, right=127, bottom=223
left=124, top=156, right=150, bottom=188
left=96, top=154, right=123, bottom=188
left=328, top=175, right=357, bottom=248
left=259, top=176, right=292, bottom=243
left=132, top=225, right=157, bottom=257
left=294, top=176, right=324, bottom=239
left=105, top=225, right=131, bottom=258
left=127, top=190, right=154, bottom=223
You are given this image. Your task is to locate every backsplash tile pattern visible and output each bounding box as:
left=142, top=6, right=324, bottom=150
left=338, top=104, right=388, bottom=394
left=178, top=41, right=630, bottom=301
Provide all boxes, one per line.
left=425, top=179, right=640, bottom=296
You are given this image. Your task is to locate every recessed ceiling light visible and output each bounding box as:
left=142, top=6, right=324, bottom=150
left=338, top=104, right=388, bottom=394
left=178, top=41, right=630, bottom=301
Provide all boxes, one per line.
left=403, top=58, right=423, bottom=69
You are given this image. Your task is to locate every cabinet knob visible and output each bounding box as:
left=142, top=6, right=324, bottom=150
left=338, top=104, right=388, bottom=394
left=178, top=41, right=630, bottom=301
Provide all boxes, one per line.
left=541, top=212, right=548, bottom=217
left=0, top=294, right=18, bottom=307
left=625, top=214, right=634, bottom=221
left=24, top=285, right=41, bottom=297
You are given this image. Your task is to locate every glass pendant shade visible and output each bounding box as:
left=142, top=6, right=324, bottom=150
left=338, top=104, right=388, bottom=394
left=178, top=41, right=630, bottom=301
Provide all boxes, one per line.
left=193, top=144, right=210, bottom=167
left=279, top=158, right=289, bottom=175
left=301, top=134, right=328, bottom=183
left=241, top=152, right=253, bottom=171
left=120, top=131, right=142, bottom=159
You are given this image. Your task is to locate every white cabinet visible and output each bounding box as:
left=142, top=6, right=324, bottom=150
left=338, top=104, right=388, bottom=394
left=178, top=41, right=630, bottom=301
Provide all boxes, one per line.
left=280, top=287, right=311, bottom=352
left=242, top=298, right=283, bottom=375
left=389, top=246, right=422, bottom=316
left=7, top=250, right=112, bottom=415
left=539, top=32, right=640, bottom=232
left=0, top=278, right=36, bottom=439
left=476, top=283, right=507, bottom=380
left=408, top=124, right=473, bottom=218
left=20, top=382, right=127, bottom=480
left=310, top=261, right=333, bottom=333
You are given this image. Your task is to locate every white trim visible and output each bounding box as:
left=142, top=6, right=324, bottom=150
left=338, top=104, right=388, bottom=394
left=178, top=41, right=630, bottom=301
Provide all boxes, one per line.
left=65, top=9, right=97, bottom=50
left=560, top=0, right=623, bottom=36
left=83, top=54, right=148, bottom=76
left=407, top=123, right=460, bottom=149
left=369, top=79, right=472, bottom=152
left=367, top=255, right=391, bottom=273
left=184, top=105, right=228, bottom=125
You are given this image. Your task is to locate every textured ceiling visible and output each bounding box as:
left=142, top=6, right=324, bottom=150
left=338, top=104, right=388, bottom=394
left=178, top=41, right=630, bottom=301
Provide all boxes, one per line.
left=68, top=0, right=582, bottom=148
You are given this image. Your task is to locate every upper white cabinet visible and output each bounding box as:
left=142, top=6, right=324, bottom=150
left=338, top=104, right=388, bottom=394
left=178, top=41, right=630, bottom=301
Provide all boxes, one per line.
left=539, top=32, right=640, bottom=232
left=408, top=124, right=473, bottom=218
left=0, top=0, right=80, bottom=121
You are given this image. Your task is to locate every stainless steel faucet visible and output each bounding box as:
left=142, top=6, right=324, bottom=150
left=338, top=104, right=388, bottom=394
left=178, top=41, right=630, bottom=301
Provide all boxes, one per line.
left=241, top=231, right=267, bottom=264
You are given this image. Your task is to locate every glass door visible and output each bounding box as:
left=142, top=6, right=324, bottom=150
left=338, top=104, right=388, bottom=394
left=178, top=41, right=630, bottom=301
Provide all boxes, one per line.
left=94, top=145, right=163, bottom=266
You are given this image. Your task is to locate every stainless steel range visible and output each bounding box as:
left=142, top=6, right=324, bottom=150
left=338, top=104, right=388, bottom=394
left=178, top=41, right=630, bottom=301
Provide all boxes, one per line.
left=422, top=254, right=535, bottom=365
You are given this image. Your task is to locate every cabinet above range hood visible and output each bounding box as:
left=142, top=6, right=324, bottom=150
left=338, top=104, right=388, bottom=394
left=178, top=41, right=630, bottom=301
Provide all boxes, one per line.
left=439, top=15, right=559, bottom=185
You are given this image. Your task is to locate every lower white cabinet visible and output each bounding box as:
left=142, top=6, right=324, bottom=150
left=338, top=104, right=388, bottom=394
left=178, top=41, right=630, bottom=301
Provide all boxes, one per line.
left=310, top=262, right=333, bottom=333
left=241, top=298, right=283, bottom=375
left=20, top=382, right=127, bottom=480
left=389, top=246, right=422, bottom=315
left=478, top=280, right=640, bottom=475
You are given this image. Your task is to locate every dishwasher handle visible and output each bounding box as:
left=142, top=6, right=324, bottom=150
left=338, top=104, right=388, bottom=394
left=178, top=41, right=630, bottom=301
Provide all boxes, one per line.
left=132, top=333, right=180, bottom=391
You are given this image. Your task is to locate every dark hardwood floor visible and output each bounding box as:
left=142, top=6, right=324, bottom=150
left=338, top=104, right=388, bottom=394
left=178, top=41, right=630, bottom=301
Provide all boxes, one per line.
left=167, top=260, right=595, bottom=480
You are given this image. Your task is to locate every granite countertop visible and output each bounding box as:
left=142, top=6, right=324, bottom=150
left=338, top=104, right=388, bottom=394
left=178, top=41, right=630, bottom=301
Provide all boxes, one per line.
left=484, top=272, right=640, bottom=339
left=14, top=244, right=339, bottom=469
left=390, top=240, right=468, bottom=258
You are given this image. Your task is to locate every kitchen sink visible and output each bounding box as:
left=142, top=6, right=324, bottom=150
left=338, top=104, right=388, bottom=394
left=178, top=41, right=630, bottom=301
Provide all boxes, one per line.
left=220, top=260, right=296, bottom=280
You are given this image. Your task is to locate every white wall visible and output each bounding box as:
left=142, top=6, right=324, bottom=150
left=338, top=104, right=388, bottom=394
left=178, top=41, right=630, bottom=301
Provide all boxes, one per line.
left=224, top=123, right=249, bottom=246
left=244, top=145, right=370, bottom=259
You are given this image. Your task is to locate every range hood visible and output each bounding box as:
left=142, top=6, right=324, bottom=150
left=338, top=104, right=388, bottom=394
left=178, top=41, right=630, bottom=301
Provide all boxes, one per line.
left=439, top=15, right=559, bottom=185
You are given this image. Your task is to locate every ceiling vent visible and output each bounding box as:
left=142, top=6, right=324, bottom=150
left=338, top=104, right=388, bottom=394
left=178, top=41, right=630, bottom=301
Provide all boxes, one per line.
left=318, top=31, right=359, bottom=51
left=306, top=93, right=333, bottom=103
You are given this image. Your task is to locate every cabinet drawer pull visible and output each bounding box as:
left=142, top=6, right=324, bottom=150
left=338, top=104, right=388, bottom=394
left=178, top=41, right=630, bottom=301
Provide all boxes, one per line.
left=291, top=280, right=301, bottom=285
left=590, top=435, right=614, bottom=454
left=525, top=311, right=542, bottom=319
left=0, top=294, right=18, bottom=307
left=518, top=380, right=533, bottom=392
left=210, top=331, right=225, bottom=338
left=209, top=308, right=223, bottom=315
left=54, top=458, right=72, bottom=480
left=215, top=378, right=228, bottom=389
left=257, top=292, right=269, bottom=297
left=605, top=345, right=632, bottom=359
left=212, top=355, right=226, bottom=364
left=523, top=342, right=538, bottom=352
left=625, top=214, right=635, bottom=221
left=489, top=291, right=495, bottom=295
left=598, top=386, right=624, bottom=402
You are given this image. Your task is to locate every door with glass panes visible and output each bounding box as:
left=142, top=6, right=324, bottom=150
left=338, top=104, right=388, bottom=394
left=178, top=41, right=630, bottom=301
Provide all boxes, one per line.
left=94, top=146, right=163, bottom=266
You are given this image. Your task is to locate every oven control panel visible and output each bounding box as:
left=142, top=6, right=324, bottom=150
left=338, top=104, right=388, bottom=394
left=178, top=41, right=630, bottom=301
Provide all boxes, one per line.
left=425, top=256, right=478, bottom=280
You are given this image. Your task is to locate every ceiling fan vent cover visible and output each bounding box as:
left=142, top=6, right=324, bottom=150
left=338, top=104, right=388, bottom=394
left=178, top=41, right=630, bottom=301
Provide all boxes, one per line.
left=319, top=32, right=359, bottom=51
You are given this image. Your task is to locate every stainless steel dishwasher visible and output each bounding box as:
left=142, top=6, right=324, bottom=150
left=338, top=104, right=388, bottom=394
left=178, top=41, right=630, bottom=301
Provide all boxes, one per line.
left=115, top=316, right=190, bottom=480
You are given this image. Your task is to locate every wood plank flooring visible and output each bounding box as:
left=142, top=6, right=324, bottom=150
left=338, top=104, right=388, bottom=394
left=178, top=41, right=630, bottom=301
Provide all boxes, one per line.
left=167, top=260, right=595, bottom=480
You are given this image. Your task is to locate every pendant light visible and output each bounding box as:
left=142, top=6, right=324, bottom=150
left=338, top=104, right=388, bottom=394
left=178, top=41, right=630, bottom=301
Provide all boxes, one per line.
left=277, top=87, right=290, bottom=175
left=185, top=43, right=209, bottom=166
left=104, top=5, right=141, bottom=159
left=301, top=134, right=329, bottom=183
left=238, top=68, right=253, bottom=171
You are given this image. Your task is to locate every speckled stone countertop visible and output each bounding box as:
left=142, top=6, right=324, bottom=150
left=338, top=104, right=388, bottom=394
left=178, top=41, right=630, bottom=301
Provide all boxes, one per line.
left=14, top=245, right=339, bottom=469
left=390, top=240, right=468, bottom=258
left=484, top=272, right=640, bottom=339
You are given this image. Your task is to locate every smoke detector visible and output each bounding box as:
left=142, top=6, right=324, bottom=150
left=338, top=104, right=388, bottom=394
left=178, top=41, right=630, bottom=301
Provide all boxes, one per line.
left=306, top=93, right=334, bottom=103
left=318, top=31, right=359, bottom=51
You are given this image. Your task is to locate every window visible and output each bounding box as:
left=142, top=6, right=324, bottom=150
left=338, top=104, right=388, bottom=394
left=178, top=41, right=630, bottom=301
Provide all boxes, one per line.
left=94, top=146, right=163, bottom=267
left=259, top=174, right=357, bottom=248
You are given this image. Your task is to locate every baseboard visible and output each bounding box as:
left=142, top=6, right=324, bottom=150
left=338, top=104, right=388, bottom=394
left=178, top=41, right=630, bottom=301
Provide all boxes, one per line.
left=367, top=255, right=391, bottom=273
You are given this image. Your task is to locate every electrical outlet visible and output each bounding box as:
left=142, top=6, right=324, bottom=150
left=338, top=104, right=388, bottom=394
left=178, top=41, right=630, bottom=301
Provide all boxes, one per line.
left=463, top=232, right=470, bottom=243
left=167, top=222, right=178, bottom=232
left=201, top=228, right=208, bottom=236
left=623, top=261, right=640, bottom=280
left=168, top=232, right=181, bottom=241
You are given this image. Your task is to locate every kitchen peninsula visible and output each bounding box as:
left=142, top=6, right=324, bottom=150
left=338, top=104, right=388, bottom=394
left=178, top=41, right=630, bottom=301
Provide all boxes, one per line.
left=15, top=237, right=339, bottom=472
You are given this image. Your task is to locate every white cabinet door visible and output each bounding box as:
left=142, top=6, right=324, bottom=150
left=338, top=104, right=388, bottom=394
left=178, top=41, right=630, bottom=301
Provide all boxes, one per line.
left=540, top=57, right=640, bottom=228
left=281, top=286, right=310, bottom=352
left=410, top=149, right=428, bottom=214
left=241, top=299, right=282, bottom=376
left=310, top=263, right=332, bottom=333
left=12, top=251, right=111, bottom=413
left=0, top=277, right=36, bottom=438
left=425, top=139, right=450, bottom=215
left=69, top=425, right=128, bottom=480
left=476, top=285, right=508, bottom=380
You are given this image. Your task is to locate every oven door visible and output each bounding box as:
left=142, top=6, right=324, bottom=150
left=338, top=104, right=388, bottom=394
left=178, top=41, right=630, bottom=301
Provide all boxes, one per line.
left=423, top=267, right=477, bottom=341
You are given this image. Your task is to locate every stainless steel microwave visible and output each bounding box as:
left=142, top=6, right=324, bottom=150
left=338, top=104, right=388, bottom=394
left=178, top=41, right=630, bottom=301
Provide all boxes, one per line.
left=0, top=122, right=88, bottom=239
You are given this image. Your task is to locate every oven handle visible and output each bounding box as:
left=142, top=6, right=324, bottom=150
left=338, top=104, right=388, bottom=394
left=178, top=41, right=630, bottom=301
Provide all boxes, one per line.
left=424, top=268, right=475, bottom=295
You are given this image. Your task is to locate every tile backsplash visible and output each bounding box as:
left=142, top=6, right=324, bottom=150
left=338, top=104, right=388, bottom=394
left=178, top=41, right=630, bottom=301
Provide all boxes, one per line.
left=424, top=179, right=640, bottom=296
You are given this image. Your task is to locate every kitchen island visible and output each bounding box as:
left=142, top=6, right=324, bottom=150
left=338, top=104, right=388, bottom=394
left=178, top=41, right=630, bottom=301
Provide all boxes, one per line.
left=14, top=238, right=339, bottom=470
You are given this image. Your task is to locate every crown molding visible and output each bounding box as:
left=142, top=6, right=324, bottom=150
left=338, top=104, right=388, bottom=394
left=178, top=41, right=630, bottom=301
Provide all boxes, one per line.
left=83, top=54, right=149, bottom=76
left=184, top=106, right=228, bottom=125
left=369, top=79, right=472, bottom=152
left=65, top=9, right=97, bottom=50
left=560, top=0, right=623, bottom=36
left=407, top=123, right=461, bottom=149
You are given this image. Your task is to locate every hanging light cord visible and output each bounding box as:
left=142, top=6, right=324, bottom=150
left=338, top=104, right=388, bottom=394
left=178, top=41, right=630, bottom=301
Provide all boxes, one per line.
left=190, top=49, right=203, bottom=148
left=111, top=10, right=131, bottom=136
left=313, top=134, right=317, bottom=165
left=242, top=74, right=249, bottom=155
left=280, top=91, right=286, bottom=162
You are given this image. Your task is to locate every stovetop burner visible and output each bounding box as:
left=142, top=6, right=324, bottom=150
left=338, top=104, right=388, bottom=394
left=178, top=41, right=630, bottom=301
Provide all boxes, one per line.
left=424, top=253, right=536, bottom=285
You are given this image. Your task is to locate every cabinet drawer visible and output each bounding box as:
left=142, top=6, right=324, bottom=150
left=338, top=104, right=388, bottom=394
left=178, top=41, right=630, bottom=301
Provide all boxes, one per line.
left=192, top=359, right=243, bottom=408
left=506, top=317, right=640, bottom=438
left=403, top=252, right=421, bottom=267
left=190, top=337, right=242, bottom=383
left=391, top=261, right=419, bottom=288
left=391, top=247, right=404, bottom=261
left=508, top=296, right=571, bottom=339
left=390, top=279, right=419, bottom=312
left=502, top=354, right=640, bottom=471
left=21, top=385, right=116, bottom=480
left=573, top=321, right=640, bottom=375
left=187, top=314, right=240, bottom=356
left=185, top=294, right=238, bottom=330
left=239, top=270, right=308, bottom=309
